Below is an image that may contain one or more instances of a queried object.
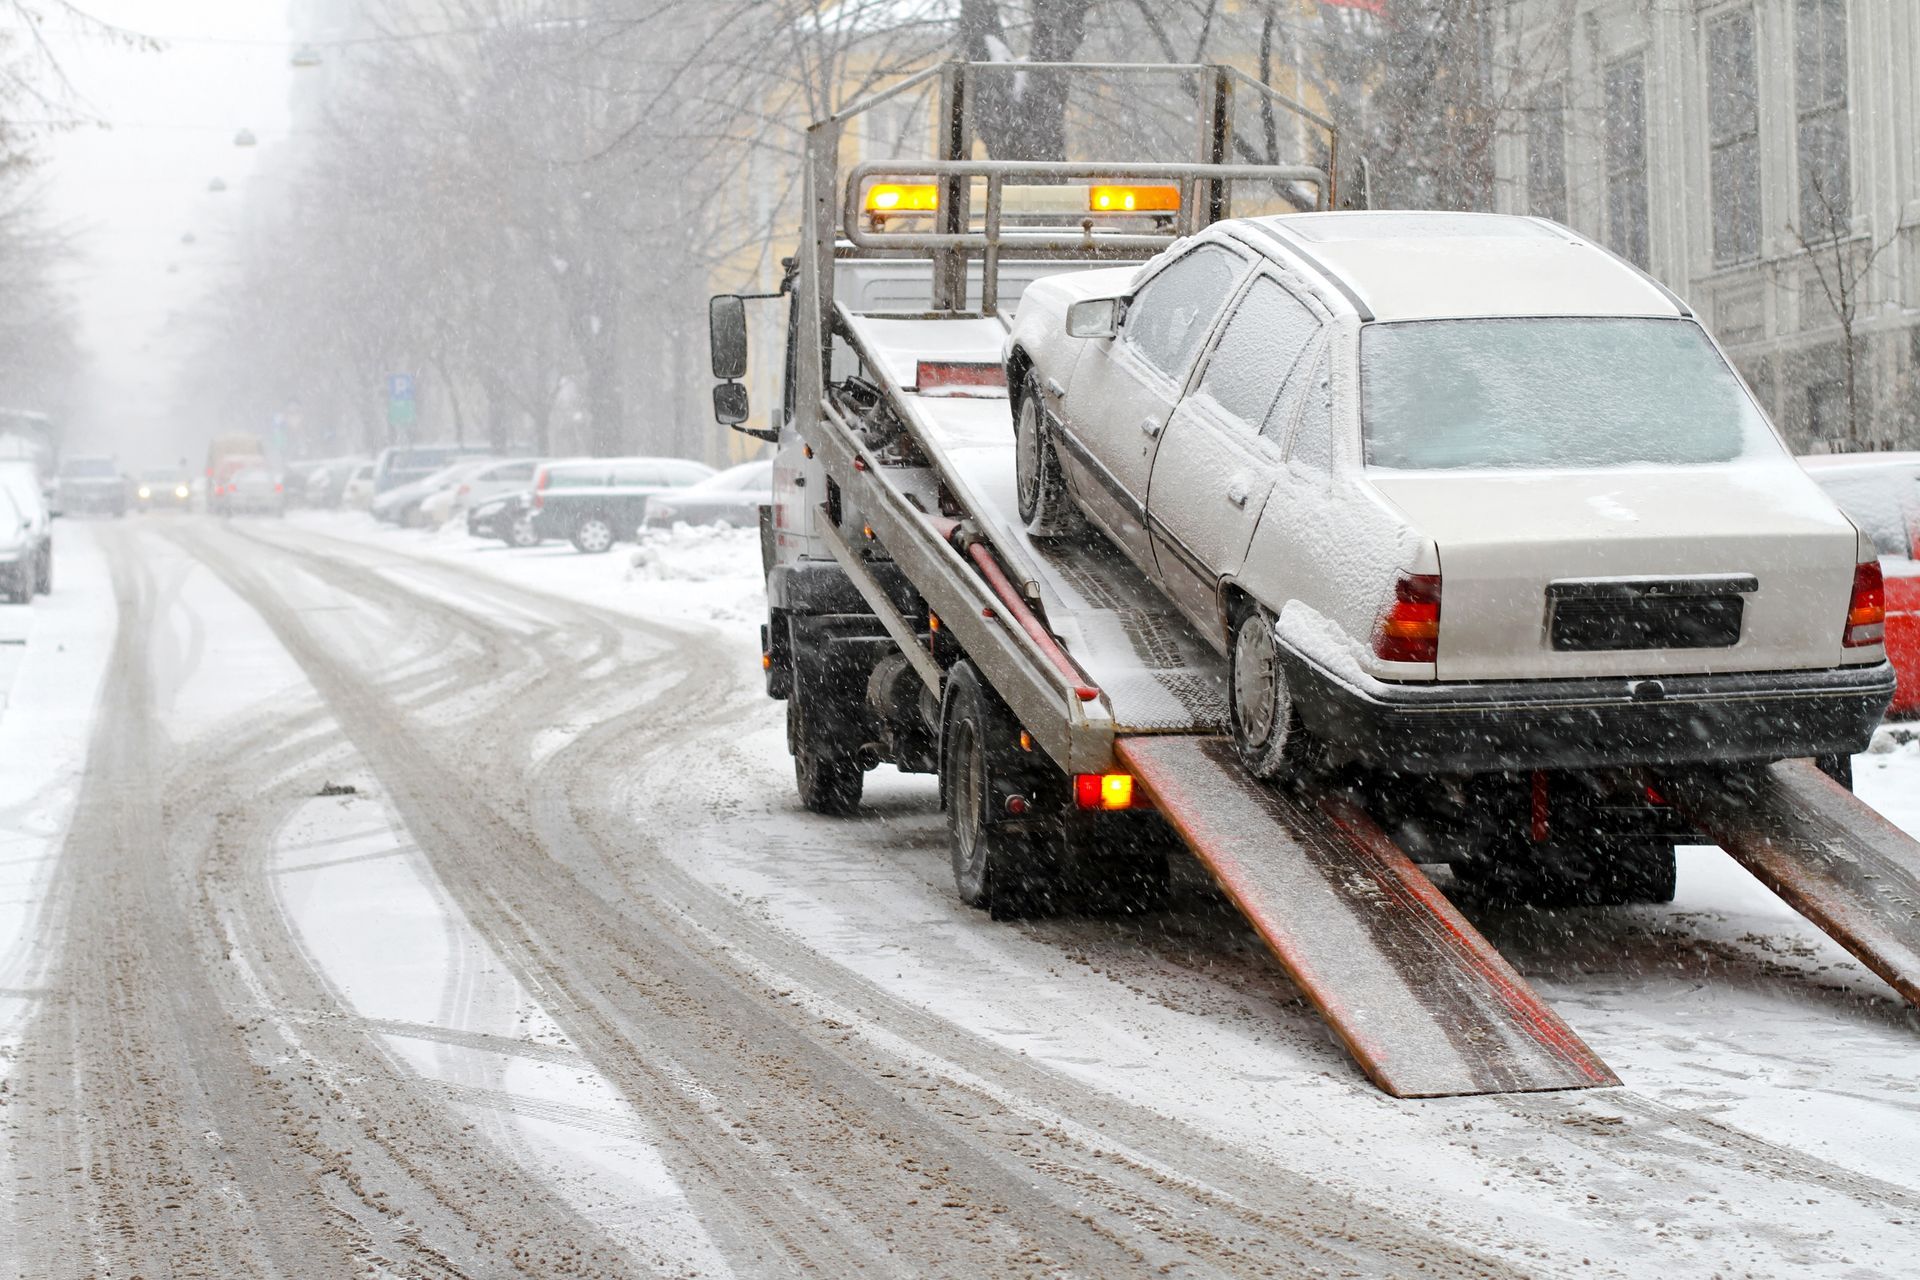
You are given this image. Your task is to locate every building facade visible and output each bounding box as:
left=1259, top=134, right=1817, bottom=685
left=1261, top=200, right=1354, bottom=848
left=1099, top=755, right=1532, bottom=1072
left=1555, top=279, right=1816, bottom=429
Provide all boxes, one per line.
left=1493, top=0, right=1920, bottom=451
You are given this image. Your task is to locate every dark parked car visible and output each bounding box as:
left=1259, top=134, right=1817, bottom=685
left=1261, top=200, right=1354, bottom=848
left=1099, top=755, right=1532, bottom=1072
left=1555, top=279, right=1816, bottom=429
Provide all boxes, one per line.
left=640, top=460, right=772, bottom=530
left=136, top=468, right=195, bottom=513
left=0, top=461, right=50, bottom=595
left=468, top=490, right=542, bottom=547
left=55, top=455, right=127, bottom=517
left=529, top=456, right=714, bottom=552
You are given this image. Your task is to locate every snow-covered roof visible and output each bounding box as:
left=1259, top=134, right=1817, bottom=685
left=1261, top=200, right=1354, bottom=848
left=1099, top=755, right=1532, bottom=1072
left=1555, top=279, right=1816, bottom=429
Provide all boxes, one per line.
left=1240, top=211, right=1686, bottom=324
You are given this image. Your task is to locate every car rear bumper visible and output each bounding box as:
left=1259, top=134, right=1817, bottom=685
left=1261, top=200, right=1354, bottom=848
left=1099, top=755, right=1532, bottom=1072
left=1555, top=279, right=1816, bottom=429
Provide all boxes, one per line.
left=1279, top=641, right=1897, bottom=774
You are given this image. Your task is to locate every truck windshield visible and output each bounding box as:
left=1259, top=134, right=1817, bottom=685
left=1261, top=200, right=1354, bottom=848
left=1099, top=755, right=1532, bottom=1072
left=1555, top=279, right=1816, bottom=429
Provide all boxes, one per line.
left=1362, top=317, right=1780, bottom=470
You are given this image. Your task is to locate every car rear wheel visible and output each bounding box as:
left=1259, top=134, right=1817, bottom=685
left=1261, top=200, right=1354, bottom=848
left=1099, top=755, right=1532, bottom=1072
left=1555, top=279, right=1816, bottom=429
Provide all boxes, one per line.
left=570, top=516, right=615, bottom=554
left=1015, top=375, right=1076, bottom=537
left=35, top=549, right=51, bottom=595
left=1230, top=606, right=1307, bottom=780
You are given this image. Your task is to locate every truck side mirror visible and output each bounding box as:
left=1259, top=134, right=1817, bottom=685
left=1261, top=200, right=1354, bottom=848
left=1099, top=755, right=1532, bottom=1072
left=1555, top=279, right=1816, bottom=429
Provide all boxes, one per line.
left=1066, top=297, right=1123, bottom=339
left=714, top=381, right=750, bottom=425
left=709, top=295, right=749, bottom=380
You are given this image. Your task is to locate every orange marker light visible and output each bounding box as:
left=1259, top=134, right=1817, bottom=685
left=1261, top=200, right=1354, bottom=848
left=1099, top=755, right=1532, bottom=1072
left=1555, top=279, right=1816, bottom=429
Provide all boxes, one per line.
left=1089, top=184, right=1179, bottom=213
left=866, top=183, right=939, bottom=213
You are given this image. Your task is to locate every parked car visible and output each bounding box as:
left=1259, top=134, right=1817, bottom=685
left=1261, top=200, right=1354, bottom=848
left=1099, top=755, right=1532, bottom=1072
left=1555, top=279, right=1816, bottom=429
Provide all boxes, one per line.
left=416, top=457, right=540, bottom=528
left=340, top=461, right=377, bottom=510
left=641, top=459, right=772, bottom=529
left=370, top=443, right=494, bottom=494
left=219, top=466, right=285, bottom=517
left=54, top=455, right=127, bottom=517
left=467, top=490, right=542, bottom=547
left=135, top=467, right=195, bottom=513
left=1004, top=210, right=1893, bottom=776
left=371, top=457, right=498, bottom=526
left=0, top=460, right=51, bottom=594
left=1802, top=452, right=1920, bottom=719
left=0, top=486, right=37, bottom=603
left=299, top=456, right=371, bottom=508
left=530, top=456, right=715, bottom=552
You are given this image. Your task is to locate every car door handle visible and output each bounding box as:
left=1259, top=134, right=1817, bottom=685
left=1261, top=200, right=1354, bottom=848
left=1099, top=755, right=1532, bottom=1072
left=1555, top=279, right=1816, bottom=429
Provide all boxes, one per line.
left=1227, top=478, right=1251, bottom=507
left=1140, top=417, right=1162, bottom=439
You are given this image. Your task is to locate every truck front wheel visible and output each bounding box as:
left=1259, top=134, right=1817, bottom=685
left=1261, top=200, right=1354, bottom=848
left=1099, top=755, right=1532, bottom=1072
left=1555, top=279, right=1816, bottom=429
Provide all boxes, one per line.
left=788, top=680, right=862, bottom=815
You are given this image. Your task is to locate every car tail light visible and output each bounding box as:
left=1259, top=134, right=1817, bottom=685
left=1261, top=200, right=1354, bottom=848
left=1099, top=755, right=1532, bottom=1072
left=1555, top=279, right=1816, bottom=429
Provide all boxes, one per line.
left=1075, top=773, right=1146, bottom=810
left=274, top=482, right=283, bottom=493
left=457, top=483, right=471, bottom=496
left=1373, top=572, right=1442, bottom=664
left=1844, top=560, right=1885, bottom=648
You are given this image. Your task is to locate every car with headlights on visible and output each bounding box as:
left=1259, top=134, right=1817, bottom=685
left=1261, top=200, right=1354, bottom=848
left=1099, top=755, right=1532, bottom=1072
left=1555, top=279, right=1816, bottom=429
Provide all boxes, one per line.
left=1004, top=211, right=1894, bottom=778
left=640, top=459, right=771, bottom=530
left=136, top=468, right=194, bottom=513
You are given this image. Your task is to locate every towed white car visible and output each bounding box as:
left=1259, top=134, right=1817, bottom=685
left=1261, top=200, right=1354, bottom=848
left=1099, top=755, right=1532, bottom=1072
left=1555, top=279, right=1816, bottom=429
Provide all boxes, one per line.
left=1005, top=211, right=1893, bottom=777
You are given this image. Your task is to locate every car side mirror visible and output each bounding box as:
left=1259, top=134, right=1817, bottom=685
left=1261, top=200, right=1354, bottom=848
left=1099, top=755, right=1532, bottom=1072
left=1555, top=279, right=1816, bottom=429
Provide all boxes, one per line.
left=714, top=381, right=750, bottom=425
left=1066, top=297, right=1124, bottom=339
left=710, top=294, right=748, bottom=380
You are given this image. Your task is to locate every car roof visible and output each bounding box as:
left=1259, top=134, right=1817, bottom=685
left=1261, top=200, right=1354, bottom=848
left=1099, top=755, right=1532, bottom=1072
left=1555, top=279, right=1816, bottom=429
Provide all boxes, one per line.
left=1223, top=212, right=1686, bottom=324
left=1796, top=451, right=1920, bottom=472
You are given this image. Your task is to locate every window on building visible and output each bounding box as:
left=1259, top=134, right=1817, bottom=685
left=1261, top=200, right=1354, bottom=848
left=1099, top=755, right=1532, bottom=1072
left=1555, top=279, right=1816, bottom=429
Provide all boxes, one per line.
left=1527, top=83, right=1567, bottom=224
left=1794, top=0, right=1851, bottom=240
left=1604, top=55, right=1650, bottom=269
left=1708, top=10, right=1760, bottom=265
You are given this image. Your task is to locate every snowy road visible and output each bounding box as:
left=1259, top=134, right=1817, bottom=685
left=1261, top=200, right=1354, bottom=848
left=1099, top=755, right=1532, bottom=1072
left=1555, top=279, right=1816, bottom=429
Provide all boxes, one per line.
left=2, top=515, right=1919, bottom=1277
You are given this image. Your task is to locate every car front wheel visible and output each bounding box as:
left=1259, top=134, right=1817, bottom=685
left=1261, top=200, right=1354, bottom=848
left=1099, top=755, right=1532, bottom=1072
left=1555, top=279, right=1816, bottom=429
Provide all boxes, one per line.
left=1230, top=606, right=1307, bottom=781
left=571, top=516, right=615, bottom=554
left=1015, top=374, right=1076, bottom=537
left=507, top=514, right=540, bottom=548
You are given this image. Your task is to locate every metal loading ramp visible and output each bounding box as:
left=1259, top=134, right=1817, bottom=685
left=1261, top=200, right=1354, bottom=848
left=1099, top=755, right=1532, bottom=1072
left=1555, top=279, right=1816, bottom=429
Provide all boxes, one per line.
left=1117, top=736, right=1619, bottom=1098
left=1663, top=758, right=1920, bottom=1009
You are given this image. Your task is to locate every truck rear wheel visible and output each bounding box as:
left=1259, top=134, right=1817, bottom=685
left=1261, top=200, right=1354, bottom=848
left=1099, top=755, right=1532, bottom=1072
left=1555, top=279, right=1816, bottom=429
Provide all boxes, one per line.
left=942, top=662, right=1059, bottom=918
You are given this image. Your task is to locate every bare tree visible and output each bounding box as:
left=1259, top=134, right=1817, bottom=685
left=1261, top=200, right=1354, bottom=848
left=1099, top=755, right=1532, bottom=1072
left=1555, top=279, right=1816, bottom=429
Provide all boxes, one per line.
left=1785, top=169, right=1897, bottom=448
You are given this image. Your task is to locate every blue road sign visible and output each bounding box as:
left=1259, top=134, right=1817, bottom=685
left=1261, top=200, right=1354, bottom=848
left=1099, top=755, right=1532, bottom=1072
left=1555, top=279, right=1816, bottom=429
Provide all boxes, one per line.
left=387, top=373, right=416, bottom=402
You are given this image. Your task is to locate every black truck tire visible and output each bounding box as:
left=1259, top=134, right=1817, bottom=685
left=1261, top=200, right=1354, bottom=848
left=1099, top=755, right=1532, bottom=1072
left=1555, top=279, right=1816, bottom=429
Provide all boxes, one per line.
left=787, top=621, right=864, bottom=815
left=941, top=662, right=1060, bottom=918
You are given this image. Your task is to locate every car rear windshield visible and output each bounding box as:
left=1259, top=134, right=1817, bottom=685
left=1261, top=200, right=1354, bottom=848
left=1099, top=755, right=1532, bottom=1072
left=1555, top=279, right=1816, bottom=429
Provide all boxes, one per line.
left=1362, top=318, right=1779, bottom=470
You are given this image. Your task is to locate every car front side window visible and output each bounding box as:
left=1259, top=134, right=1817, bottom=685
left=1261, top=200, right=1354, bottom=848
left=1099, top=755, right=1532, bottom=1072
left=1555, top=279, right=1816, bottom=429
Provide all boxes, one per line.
left=1196, top=277, right=1320, bottom=432
left=1121, top=244, right=1242, bottom=381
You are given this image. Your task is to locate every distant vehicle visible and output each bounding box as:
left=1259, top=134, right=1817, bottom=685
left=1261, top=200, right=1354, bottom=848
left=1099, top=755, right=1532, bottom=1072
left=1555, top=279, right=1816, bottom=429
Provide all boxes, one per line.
left=0, top=460, right=52, bottom=594
left=136, top=468, right=194, bottom=514
left=220, top=466, right=285, bottom=517
left=0, top=486, right=36, bottom=603
left=206, top=433, right=267, bottom=515
left=370, top=443, right=493, bottom=494
left=0, top=408, right=57, bottom=484
left=416, top=457, right=539, bottom=528
left=371, top=457, right=497, bottom=526
left=466, top=490, right=541, bottom=547
left=55, top=455, right=127, bottom=517
left=302, top=456, right=371, bottom=508
left=528, top=456, right=715, bottom=552
left=1803, top=452, right=1920, bottom=719
left=641, top=459, right=772, bottom=530
left=340, top=461, right=377, bottom=509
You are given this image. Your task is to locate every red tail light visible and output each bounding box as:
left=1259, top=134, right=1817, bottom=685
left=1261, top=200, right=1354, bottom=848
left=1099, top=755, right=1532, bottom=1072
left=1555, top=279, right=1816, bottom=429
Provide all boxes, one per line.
left=273, top=482, right=283, bottom=493
left=1844, top=560, right=1885, bottom=648
left=534, top=469, right=549, bottom=508
left=457, top=483, right=471, bottom=496
left=1074, top=773, right=1149, bottom=810
left=1373, top=572, right=1442, bottom=664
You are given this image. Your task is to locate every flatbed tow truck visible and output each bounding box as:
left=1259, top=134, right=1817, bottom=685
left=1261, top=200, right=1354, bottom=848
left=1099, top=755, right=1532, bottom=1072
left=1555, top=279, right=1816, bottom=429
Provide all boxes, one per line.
left=709, top=62, right=1920, bottom=1099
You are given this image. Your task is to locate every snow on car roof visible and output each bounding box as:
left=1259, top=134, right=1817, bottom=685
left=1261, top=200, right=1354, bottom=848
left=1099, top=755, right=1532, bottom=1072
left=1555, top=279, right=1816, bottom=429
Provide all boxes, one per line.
left=1241, top=211, right=1686, bottom=323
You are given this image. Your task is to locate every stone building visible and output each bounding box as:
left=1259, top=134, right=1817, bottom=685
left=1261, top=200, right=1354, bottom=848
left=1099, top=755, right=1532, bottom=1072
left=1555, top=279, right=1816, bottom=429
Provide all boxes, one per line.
left=1492, top=0, right=1920, bottom=450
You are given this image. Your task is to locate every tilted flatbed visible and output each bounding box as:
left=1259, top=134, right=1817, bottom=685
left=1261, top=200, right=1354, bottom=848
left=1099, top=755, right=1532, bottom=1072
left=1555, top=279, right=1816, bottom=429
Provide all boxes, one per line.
left=710, top=61, right=1920, bottom=1097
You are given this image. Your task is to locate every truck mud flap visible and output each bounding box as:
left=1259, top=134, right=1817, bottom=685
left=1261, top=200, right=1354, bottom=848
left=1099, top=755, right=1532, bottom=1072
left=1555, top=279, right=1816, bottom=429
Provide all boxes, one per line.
left=1661, top=757, right=1920, bottom=1010
left=1117, top=736, right=1618, bottom=1098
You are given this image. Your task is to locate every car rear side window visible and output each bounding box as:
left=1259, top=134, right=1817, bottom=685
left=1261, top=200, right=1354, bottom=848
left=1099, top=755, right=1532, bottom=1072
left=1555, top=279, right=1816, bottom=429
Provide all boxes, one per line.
left=491, top=462, right=536, bottom=481
left=1123, top=244, right=1242, bottom=381
left=1362, top=317, right=1779, bottom=469
left=1284, top=345, right=1335, bottom=472
left=547, top=467, right=607, bottom=488
left=1197, top=278, right=1320, bottom=432
left=613, top=463, right=666, bottom=486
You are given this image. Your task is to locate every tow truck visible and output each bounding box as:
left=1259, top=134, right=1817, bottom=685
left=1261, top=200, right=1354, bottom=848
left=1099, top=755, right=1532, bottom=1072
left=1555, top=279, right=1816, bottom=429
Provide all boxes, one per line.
left=709, top=62, right=1920, bottom=1098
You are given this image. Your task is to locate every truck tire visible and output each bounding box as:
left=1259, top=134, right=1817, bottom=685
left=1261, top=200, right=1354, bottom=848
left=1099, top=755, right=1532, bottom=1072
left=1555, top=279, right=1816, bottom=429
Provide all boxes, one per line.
left=789, top=700, right=862, bottom=814
left=571, top=516, right=616, bottom=554
left=942, top=662, right=1058, bottom=918
left=787, top=622, right=864, bottom=815
left=1015, top=374, right=1077, bottom=537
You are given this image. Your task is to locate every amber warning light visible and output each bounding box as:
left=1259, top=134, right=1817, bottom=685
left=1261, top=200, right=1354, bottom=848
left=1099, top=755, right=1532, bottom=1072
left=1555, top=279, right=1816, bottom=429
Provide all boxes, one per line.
left=1089, top=184, right=1179, bottom=213
left=865, top=183, right=938, bottom=213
